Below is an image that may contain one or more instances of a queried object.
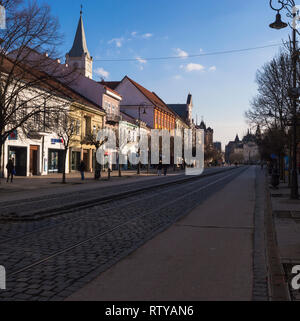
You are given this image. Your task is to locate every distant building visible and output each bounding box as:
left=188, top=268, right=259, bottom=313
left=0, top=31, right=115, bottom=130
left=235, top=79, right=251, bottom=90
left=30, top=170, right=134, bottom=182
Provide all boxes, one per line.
left=213, top=142, right=222, bottom=152
left=225, top=135, right=242, bottom=163
left=198, top=120, right=214, bottom=148
left=225, top=129, right=260, bottom=164
left=168, top=93, right=193, bottom=129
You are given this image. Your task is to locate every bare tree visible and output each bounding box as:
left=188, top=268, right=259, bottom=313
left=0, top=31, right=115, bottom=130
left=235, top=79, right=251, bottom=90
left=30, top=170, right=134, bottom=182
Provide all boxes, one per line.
left=245, top=49, right=295, bottom=178
left=81, top=132, right=108, bottom=180
left=0, top=0, right=77, bottom=177
left=51, top=109, right=75, bottom=184
left=246, top=50, right=293, bottom=131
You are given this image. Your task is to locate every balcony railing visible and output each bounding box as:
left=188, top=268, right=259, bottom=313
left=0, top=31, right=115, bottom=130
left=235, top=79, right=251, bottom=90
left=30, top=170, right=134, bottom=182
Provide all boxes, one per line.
left=106, top=113, right=121, bottom=124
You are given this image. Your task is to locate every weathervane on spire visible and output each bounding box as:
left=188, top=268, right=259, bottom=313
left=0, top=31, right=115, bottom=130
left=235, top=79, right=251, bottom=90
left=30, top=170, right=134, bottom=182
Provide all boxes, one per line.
left=80, top=4, right=83, bottom=16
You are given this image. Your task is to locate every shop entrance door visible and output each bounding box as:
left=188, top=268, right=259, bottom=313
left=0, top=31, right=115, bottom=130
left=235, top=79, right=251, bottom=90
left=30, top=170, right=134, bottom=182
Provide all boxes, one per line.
left=30, top=145, right=39, bottom=175
left=8, top=146, right=27, bottom=176
left=83, top=150, right=89, bottom=171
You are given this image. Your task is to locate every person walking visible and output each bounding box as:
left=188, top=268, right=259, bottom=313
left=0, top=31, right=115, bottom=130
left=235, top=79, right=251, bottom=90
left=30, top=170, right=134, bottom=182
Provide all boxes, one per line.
left=78, top=160, right=86, bottom=181
left=163, top=163, right=168, bottom=176
left=6, top=158, right=15, bottom=183
left=157, top=161, right=162, bottom=176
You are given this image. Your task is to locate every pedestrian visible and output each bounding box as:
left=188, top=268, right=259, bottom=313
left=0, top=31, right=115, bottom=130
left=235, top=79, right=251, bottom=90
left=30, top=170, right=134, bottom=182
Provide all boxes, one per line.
left=163, top=163, right=168, bottom=176
left=6, top=158, right=15, bottom=183
left=261, top=161, right=264, bottom=170
left=78, top=160, right=86, bottom=180
left=157, top=161, right=162, bottom=176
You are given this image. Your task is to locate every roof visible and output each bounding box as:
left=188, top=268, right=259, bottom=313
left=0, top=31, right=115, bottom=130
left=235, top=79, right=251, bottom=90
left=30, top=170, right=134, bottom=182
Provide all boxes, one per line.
left=199, top=121, right=206, bottom=130
left=167, top=104, right=187, bottom=120
left=120, top=111, right=149, bottom=129
left=100, top=81, right=121, bottom=90
left=124, top=76, right=176, bottom=116
left=6, top=49, right=105, bottom=113
left=187, top=93, right=192, bottom=105
left=68, top=13, right=90, bottom=58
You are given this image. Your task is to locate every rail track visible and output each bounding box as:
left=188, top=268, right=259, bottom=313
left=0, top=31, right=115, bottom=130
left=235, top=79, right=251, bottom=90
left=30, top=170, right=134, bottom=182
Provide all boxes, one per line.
left=0, top=166, right=247, bottom=301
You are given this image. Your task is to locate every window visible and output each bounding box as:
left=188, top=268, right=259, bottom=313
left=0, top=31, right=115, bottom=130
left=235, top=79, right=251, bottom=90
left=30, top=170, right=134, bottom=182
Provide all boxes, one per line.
left=85, top=116, right=91, bottom=135
left=76, top=120, right=80, bottom=135
left=34, top=113, right=41, bottom=129
left=44, top=110, right=50, bottom=128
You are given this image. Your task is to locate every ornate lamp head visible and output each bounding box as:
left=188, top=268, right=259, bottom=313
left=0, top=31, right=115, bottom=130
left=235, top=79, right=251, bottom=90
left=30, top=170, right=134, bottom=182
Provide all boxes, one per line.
left=270, top=12, right=288, bottom=29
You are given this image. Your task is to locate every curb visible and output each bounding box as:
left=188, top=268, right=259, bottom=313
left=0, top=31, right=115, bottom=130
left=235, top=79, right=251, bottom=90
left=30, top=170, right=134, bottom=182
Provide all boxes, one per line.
left=264, top=171, right=290, bottom=301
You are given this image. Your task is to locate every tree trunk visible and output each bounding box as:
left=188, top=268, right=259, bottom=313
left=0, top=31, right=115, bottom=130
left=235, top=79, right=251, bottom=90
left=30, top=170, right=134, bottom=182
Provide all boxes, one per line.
left=0, top=141, right=3, bottom=183
left=62, top=148, right=67, bottom=184
left=118, top=164, right=122, bottom=177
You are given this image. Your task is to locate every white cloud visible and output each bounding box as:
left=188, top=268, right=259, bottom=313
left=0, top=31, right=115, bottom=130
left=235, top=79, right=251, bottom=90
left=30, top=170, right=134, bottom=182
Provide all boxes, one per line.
left=142, top=33, right=153, bottom=39
left=209, top=66, right=217, bottom=72
left=131, top=31, right=138, bottom=37
left=108, top=37, right=124, bottom=48
left=136, top=57, right=147, bottom=64
left=136, top=57, right=147, bottom=70
left=185, top=63, right=205, bottom=72
left=95, top=67, right=110, bottom=79
left=173, top=75, right=182, bottom=80
left=175, top=48, right=188, bottom=58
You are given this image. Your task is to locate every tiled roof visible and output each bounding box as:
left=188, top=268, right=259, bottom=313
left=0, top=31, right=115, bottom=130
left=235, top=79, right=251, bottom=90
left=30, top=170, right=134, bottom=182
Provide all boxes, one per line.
left=100, top=81, right=121, bottom=90
left=125, top=76, right=176, bottom=116
left=4, top=52, right=104, bottom=113
left=167, top=104, right=187, bottom=119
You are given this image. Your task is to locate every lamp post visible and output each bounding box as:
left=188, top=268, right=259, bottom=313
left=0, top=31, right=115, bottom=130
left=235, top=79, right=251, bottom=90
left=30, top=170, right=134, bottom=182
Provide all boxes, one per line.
left=269, top=0, right=299, bottom=199
left=137, top=104, right=146, bottom=175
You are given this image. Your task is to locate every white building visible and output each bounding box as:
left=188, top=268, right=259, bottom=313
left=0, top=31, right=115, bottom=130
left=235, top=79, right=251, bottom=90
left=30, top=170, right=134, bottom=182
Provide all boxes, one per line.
left=243, top=142, right=260, bottom=163
left=3, top=91, right=71, bottom=177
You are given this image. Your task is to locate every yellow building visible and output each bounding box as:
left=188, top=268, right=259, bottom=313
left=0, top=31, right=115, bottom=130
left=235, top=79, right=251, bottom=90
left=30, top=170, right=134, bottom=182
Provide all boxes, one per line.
left=69, top=101, right=106, bottom=173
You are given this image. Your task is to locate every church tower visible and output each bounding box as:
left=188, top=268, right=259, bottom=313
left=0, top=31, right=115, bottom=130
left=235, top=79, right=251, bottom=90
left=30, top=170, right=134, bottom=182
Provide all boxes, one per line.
left=66, top=7, right=93, bottom=79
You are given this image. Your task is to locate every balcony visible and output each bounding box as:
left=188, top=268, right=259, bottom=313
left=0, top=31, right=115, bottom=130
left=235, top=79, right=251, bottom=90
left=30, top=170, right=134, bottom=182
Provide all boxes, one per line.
left=106, top=113, right=121, bottom=125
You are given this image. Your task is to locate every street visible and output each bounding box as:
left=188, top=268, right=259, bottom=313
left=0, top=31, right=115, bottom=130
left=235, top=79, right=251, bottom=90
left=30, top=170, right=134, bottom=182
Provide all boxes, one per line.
left=1, top=0, right=300, bottom=306
left=0, top=166, right=254, bottom=301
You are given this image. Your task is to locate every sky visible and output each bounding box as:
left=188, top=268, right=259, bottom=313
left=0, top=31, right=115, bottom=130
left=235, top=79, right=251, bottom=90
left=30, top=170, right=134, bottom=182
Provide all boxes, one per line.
left=37, top=0, right=290, bottom=150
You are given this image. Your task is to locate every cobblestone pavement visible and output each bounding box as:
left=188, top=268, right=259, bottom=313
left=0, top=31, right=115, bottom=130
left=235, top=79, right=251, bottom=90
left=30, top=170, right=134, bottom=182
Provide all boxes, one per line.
left=0, top=167, right=246, bottom=301
left=0, top=167, right=232, bottom=220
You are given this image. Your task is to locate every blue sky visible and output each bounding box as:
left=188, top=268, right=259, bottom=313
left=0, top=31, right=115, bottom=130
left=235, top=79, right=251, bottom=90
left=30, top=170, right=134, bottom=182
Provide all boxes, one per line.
left=38, top=0, right=289, bottom=149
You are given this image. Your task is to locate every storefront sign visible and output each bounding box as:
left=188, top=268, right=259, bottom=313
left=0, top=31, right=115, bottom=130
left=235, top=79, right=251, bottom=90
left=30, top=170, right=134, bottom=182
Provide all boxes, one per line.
left=8, top=130, right=18, bottom=140
left=51, top=138, right=63, bottom=144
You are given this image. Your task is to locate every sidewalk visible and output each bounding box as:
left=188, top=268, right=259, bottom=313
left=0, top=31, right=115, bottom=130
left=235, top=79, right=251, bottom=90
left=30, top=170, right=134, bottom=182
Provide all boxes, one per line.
left=67, top=167, right=256, bottom=301
left=269, top=177, right=300, bottom=300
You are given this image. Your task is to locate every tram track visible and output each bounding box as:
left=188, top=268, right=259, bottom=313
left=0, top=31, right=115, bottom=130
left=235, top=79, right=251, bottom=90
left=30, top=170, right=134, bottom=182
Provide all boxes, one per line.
left=0, top=166, right=247, bottom=301
left=8, top=167, right=246, bottom=277
left=0, top=167, right=237, bottom=223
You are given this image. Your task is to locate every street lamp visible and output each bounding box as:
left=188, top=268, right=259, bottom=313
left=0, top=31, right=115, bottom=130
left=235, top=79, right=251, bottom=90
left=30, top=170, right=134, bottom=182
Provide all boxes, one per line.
left=269, top=0, right=299, bottom=199
left=137, top=104, right=147, bottom=175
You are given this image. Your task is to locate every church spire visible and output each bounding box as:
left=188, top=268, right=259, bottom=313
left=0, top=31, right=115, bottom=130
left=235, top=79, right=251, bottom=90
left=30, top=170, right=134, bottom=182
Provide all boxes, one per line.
left=66, top=7, right=93, bottom=79
left=68, top=7, right=90, bottom=59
